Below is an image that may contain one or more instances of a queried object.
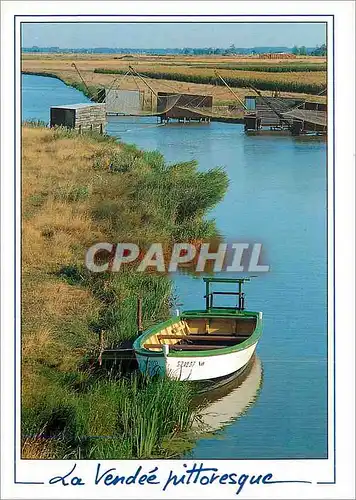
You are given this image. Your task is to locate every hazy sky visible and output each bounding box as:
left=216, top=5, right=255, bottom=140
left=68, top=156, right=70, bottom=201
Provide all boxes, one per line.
left=22, top=22, right=326, bottom=48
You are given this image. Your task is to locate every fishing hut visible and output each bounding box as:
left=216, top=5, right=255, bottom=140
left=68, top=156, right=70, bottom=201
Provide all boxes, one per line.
left=157, top=92, right=213, bottom=123
left=282, top=101, right=327, bottom=134
left=243, top=95, right=327, bottom=135
left=105, top=89, right=145, bottom=115
left=50, top=103, right=106, bottom=133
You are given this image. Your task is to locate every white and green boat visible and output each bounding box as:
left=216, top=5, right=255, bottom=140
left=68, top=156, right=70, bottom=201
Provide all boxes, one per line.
left=133, top=278, right=263, bottom=383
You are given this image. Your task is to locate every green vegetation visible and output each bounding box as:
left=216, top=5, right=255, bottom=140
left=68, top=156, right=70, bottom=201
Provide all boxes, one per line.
left=175, top=62, right=327, bottom=72
left=23, top=44, right=326, bottom=57
left=23, top=372, right=198, bottom=459
left=311, top=44, right=327, bottom=56
left=292, top=44, right=327, bottom=56
left=94, top=67, right=325, bottom=94
left=22, top=125, right=228, bottom=459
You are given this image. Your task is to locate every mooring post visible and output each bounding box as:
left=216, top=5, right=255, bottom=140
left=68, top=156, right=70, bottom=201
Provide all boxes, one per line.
left=98, top=330, right=104, bottom=366
left=137, top=297, right=143, bottom=334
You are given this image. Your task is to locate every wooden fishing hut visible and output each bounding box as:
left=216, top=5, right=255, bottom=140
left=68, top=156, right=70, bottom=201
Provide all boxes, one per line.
left=50, top=103, right=106, bottom=133
left=157, top=92, right=213, bottom=123
left=243, top=96, right=327, bottom=135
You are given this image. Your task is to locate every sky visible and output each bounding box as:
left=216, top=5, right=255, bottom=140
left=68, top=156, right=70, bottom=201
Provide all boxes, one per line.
left=22, top=22, right=326, bottom=48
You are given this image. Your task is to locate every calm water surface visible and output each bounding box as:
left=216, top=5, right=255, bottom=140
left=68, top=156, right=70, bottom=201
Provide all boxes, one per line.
left=22, top=74, right=328, bottom=459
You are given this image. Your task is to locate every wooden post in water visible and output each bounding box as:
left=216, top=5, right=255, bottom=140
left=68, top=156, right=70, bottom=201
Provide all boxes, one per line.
left=137, top=297, right=143, bottom=334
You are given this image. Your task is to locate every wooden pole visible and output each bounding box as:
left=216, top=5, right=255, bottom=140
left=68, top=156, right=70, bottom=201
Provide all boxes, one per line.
left=137, top=297, right=143, bottom=334
left=129, top=66, right=158, bottom=98
left=98, top=330, right=104, bottom=366
left=214, top=71, right=247, bottom=110
left=71, top=62, right=92, bottom=98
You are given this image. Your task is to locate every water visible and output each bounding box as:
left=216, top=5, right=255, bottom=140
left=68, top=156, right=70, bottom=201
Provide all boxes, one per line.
left=22, top=74, right=91, bottom=123
left=22, top=74, right=327, bottom=459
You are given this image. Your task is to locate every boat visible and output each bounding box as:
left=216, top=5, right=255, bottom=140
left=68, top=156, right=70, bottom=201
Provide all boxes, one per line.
left=133, top=277, right=263, bottom=383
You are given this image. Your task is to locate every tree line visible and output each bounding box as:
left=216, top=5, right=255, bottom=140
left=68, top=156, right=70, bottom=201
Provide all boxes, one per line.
left=292, top=44, right=327, bottom=56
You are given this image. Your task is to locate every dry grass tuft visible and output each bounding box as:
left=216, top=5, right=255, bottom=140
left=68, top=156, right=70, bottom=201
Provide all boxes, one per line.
left=22, top=437, right=57, bottom=459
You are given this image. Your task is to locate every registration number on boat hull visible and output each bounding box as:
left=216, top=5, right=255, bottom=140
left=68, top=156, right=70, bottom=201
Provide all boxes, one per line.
left=136, top=342, right=258, bottom=381
left=177, top=360, right=199, bottom=368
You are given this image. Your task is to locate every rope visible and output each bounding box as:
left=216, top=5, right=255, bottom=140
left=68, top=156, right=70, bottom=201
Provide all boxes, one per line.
left=288, top=86, right=327, bottom=112
left=134, top=70, right=182, bottom=96
left=106, top=70, right=131, bottom=96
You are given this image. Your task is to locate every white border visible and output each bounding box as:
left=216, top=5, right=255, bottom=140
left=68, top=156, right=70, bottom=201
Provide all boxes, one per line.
left=1, top=2, right=355, bottom=499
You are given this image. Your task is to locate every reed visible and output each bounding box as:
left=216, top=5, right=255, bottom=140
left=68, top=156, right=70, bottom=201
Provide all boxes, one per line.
left=22, top=372, right=198, bottom=459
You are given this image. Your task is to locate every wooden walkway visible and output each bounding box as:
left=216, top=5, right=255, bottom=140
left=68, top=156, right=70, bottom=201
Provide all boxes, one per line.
left=282, top=109, right=327, bottom=128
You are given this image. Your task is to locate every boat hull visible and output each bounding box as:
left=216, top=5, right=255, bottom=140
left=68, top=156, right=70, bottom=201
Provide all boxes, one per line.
left=135, top=341, right=258, bottom=382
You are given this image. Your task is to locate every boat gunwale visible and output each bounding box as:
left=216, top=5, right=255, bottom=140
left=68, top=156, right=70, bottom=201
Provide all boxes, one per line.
left=133, top=309, right=262, bottom=358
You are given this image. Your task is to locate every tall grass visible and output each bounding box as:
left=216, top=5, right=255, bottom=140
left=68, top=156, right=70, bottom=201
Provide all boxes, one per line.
left=22, top=372, right=198, bottom=459
left=57, top=265, right=173, bottom=346
left=23, top=119, right=48, bottom=128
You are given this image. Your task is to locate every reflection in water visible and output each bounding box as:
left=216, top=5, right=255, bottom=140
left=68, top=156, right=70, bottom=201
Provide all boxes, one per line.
left=193, top=356, right=263, bottom=433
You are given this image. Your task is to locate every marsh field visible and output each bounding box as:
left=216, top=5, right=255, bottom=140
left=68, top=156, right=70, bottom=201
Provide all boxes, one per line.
left=22, top=53, right=327, bottom=105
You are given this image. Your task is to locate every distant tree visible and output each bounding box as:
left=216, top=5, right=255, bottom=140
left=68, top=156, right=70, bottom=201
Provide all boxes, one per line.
left=299, top=46, right=307, bottom=56
left=311, top=43, right=327, bottom=56
left=292, top=45, right=300, bottom=55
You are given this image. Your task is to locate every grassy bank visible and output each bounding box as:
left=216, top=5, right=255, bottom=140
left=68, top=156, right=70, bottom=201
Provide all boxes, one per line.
left=22, top=124, right=228, bottom=459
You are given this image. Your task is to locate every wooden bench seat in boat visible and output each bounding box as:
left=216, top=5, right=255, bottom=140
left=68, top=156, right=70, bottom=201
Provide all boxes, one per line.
left=141, top=317, right=256, bottom=352
left=157, top=334, right=250, bottom=341
left=186, top=317, right=256, bottom=335
left=143, top=344, right=229, bottom=351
